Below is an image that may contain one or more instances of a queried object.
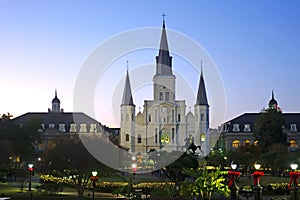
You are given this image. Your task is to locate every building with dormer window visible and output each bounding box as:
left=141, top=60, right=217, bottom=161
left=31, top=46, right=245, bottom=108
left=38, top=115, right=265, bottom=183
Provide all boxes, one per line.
left=218, top=91, right=300, bottom=151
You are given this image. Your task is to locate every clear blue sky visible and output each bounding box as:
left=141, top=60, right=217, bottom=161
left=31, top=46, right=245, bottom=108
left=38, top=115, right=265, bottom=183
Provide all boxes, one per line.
left=0, top=0, right=299, bottom=128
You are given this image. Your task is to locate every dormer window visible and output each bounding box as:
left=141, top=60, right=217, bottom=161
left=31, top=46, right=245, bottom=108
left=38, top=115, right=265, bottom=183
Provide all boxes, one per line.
left=244, top=124, right=251, bottom=132
left=70, top=123, right=77, bottom=132
left=290, top=124, right=297, bottom=132
left=90, top=124, right=97, bottom=132
left=41, top=124, right=45, bottom=129
left=59, top=123, right=66, bottom=132
left=233, top=124, right=240, bottom=132
left=49, top=124, right=55, bottom=128
left=80, top=123, right=87, bottom=132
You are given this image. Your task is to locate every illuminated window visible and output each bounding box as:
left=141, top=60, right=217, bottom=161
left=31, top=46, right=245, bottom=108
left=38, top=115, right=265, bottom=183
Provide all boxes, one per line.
left=233, top=124, right=240, bottom=132
left=161, top=134, right=170, bottom=144
left=137, top=134, right=142, bottom=143
left=126, top=134, right=129, bottom=141
left=48, top=140, right=56, bottom=149
left=232, top=140, right=240, bottom=148
left=254, top=140, right=259, bottom=146
left=290, top=139, right=298, bottom=148
left=244, top=124, right=251, bottom=132
left=244, top=140, right=251, bottom=145
left=49, top=123, right=55, bottom=128
left=201, top=134, right=205, bottom=142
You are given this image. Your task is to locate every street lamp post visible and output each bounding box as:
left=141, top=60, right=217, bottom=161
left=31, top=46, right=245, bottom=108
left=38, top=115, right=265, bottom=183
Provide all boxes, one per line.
left=228, top=161, right=240, bottom=200
left=28, top=164, right=33, bottom=191
left=289, top=163, right=300, bottom=200
left=90, top=171, right=98, bottom=200
left=253, top=161, right=264, bottom=200
left=131, top=156, right=137, bottom=179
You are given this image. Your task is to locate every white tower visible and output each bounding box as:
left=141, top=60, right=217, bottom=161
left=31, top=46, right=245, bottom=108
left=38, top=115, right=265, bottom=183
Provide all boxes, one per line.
left=194, top=68, right=209, bottom=155
left=120, top=69, right=136, bottom=152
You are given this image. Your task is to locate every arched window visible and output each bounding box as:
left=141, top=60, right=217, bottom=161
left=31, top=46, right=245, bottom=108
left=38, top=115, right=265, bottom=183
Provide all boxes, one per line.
left=137, top=134, right=142, bottom=143
left=161, top=129, right=170, bottom=144
left=244, top=140, right=251, bottom=145
left=201, top=134, right=205, bottom=142
left=125, top=134, right=129, bottom=141
left=232, top=140, right=240, bottom=148
left=290, top=139, right=298, bottom=148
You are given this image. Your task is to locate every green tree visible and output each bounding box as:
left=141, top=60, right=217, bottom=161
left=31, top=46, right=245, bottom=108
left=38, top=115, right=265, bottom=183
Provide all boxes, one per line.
left=42, top=135, right=114, bottom=197
left=254, top=109, right=286, bottom=152
left=0, top=115, right=41, bottom=167
left=259, top=143, right=293, bottom=170
left=161, top=151, right=199, bottom=182
left=226, top=144, right=261, bottom=170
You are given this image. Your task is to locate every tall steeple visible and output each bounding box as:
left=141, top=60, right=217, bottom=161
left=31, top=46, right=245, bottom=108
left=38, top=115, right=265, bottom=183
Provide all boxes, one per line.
left=155, top=16, right=172, bottom=75
left=196, top=68, right=208, bottom=106
left=121, top=69, right=135, bottom=106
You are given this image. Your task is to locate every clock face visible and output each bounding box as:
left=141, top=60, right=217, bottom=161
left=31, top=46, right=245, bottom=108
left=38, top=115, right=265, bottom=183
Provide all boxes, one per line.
left=162, top=106, right=168, bottom=113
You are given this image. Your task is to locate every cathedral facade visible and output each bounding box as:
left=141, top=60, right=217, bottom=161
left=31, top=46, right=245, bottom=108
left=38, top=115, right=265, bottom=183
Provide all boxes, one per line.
left=119, top=20, right=210, bottom=155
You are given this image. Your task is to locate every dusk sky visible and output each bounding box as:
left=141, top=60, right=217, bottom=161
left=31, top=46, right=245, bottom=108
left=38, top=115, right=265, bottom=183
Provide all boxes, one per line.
left=1, top=1, right=299, bottom=128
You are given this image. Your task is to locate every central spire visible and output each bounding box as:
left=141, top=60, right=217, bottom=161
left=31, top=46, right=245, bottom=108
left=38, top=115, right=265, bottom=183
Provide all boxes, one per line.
left=155, top=16, right=172, bottom=75
left=196, top=63, right=209, bottom=106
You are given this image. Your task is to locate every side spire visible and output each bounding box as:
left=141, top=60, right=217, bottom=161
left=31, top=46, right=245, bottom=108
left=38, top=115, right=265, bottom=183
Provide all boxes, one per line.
left=122, top=64, right=135, bottom=106
left=156, top=14, right=172, bottom=75
left=196, top=63, right=208, bottom=106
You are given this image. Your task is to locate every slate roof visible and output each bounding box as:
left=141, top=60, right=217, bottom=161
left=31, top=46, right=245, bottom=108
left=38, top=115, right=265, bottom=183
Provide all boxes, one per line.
left=196, top=71, right=209, bottom=106
left=156, top=20, right=172, bottom=75
left=13, top=112, right=106, bottom=132
left=121, top=70, right=134, bottom=106
left=222, top=112, right=300, bottom=133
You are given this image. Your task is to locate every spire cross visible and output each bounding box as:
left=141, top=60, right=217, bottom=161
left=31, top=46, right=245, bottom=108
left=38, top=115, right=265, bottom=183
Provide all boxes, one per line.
left=126, top=60, right=129, bottom=70
left=162, top=13, right=166, bottom=21
left=201, top=60, right=203, bottom=71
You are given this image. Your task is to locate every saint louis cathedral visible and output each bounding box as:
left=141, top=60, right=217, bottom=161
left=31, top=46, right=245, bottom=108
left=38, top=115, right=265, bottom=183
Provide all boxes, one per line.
left=119, top=19, right=210, bottom=156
